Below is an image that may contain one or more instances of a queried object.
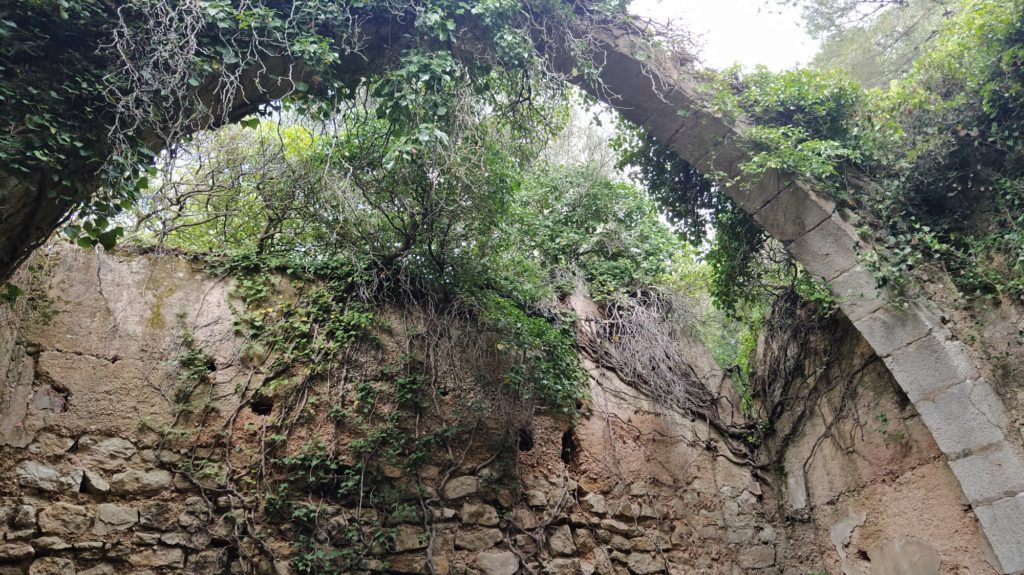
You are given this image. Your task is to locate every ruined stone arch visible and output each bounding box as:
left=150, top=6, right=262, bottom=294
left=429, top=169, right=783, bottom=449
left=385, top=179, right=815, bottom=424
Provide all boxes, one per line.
left=0, top=16, right=1021, bottom=573
left=576, top=28, right=1024, bottom=573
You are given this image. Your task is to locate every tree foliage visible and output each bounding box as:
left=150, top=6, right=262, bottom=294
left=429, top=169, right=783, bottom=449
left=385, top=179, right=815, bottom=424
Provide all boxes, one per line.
left=0, top=0, right=630, bottom=270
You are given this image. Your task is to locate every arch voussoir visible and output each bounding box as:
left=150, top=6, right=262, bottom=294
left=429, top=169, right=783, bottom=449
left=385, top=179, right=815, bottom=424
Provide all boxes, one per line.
left=582, top=27, right=1024, bottom=574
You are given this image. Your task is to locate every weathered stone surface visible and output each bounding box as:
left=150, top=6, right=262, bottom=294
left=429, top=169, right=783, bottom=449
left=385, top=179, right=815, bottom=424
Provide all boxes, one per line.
left=525, top=489, right=548, bottom=507
left=160, top=531, right=211, bottom=550
left=109, top=469, right=172, bottom=496
left=575, top=529, right=597, bottom=554
left=387, top=555, right=450, bottom=575
left=14, top=504, right=37, bottom=528
left=460, top=503, right=499, bottom=527
left=580, top=493, right=607, bottom=515
left=128, top=546, right=185, bottom=568
left=914, top=378, right=1009, bottom=457
left=753, top=180, right=834, bottom=243
left=394, top=525, right=426, bottom=552
left=31, top=537, right=70, bottom=551
left=26, top=433, right=75, bottom=458
left=854, top=303, right=937, bottom=358
left=474, top=551, right=518, bottom=575
left=739, top=544, right=776, bottom=569
left=138, top=501, right=177, bottom=530
left=455, top=528, right=504, bottom=551
left=81, top=470, right=109, bottom=495
left=185, top=549, right=228, bottom=575
left=440, top=476, right=478, bottom=500
left=77, top=436, right=137, bottom=471
left=0, top=543, right=34, bottom=561
left=38, top=502, right=91, bottom=537
left=93, top=503, right=138, bottom=535
left=599, top=519, right=639, bottom=537
left=786, top=213, right=859, bottom=282
left=511, top=509, right=537, bottom=530
left=729, top=168, right=792, bottom=213
left=974, top=493, right=1024, bottom=573
left=867, top=537, right=940, bottom=575
left=78, top=564, right=116, bottom=575
left=542, top=558, right=581, bottom=575
left=883, top=333, right=979, bottom=403
left=16, top=461, right=82, bottom=492
left=947, top=443, right=1024, bottom=504
left=830, top=264, right=885, bottom=322
left=548, top=525, right=576, bottom=556
left=625, top=553, right=665, bottom=575
left=27, top=557, right=75, bottom=575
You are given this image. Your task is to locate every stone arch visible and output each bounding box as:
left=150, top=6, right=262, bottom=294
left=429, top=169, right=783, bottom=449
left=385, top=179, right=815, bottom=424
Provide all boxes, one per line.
left=0, top=15, right=1020, bottom=572
left=576, top=28, right=1024, bottom=573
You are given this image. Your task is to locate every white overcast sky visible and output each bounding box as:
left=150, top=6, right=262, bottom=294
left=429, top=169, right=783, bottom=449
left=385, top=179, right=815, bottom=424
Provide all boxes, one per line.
left=628, top=0, right=820, bottom=70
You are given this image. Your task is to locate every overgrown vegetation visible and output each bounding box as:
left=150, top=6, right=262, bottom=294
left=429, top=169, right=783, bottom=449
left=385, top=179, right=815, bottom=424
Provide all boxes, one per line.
left=698, top=0, right=1024, bottom=304
left=128, top=71, right=708, bottom=569
left=9, top=0, right=1024, bottom=567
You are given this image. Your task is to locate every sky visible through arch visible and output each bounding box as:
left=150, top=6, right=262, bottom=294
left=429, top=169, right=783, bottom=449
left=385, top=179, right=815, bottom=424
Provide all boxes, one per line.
left=629, top=0, right=820, bottom=70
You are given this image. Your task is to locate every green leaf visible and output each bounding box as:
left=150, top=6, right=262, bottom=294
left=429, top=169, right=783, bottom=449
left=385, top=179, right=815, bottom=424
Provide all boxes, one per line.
left=1, top=282, right=23, bottom=307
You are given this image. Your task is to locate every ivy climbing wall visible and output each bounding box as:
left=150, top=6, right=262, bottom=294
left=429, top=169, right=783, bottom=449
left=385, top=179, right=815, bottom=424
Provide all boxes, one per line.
left=0, top=244, right=1006, bottom=575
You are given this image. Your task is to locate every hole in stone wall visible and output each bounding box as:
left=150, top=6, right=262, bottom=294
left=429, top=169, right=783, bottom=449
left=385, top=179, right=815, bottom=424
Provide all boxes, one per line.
left=560, top=427, right=578, bottom=465
left=517, top=428, right=534, bottom=452
left=249, top=394, right=274, bottom=416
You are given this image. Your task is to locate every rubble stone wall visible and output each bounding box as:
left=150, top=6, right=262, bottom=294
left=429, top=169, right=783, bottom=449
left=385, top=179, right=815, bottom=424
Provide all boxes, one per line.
left=0, top=245, right=1006, bottom=575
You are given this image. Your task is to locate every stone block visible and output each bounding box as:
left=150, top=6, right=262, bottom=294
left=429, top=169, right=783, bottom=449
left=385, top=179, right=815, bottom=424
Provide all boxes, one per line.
left=626, top=553, right=666, bottom=575
left=109, top=469, right=172, bottom=496
left=78, top=565, right=116, bottom=575
left=786, top=212, right=860, bottom=282
left=548, top=524, right=576, bottom=556
left=474, top=551, right=518, bottom=575
left=543, top=558, right=581, bottom=575
left=0, top=543, right=34, bottom=561
left=138, top=501, right=177, bottom=530
left=27, top=557, right=75, bottom=575
left=128, top=546, right=185, bottom=568
left=595, top=52, right=671, bottom=125
left=16, top=461, right=82, bottom=493
left=77, top=435, right=137, bottom=471
left=26, top=433, right=74, bottom=458
left=947, top=443, right=1024, bottom=505
left=974, top=492, right=1024, bottom=574
left=728, top=168, right=794, bottom=214
left=440, top=476, right=478, bottom=500
left=883, top=333, right=979, bottom=403
left=394, top=525, right=426, bottom=552
left=687, top=127, right=747, bottom=180
left=93, top=503, right=138, bottom=535
left=455, top=528, right=503, bottom=551
left=13, top=505, right=36, bottom=529
left=914, top=378, right=1009, bottom=458
left=738, top=544, right=776, bottom=569
left=754, top=181, right=835, bottom=243
left=641, top=90, right=702, bottom=145
left=460, top=503, right=499, bottom=527
left=830, top=264, right=886, bottom=322
left=580, top=493, right=607, bottom=515
left=853, top=302, right=938, bottom=358
left=38, top=502, right=91, bottom=537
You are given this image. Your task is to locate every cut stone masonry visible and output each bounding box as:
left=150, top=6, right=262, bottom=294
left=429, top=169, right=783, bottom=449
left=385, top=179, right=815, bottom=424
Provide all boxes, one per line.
left=579, top=27, right=1024, bottom=573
